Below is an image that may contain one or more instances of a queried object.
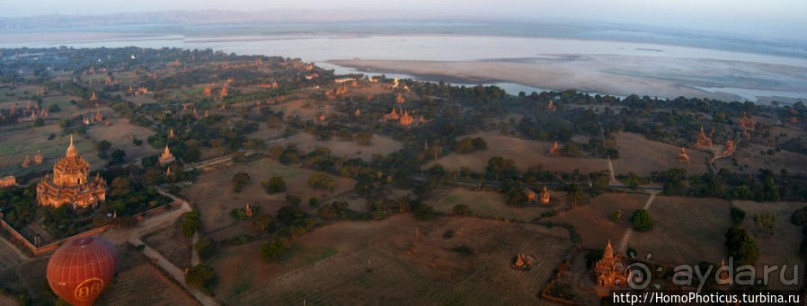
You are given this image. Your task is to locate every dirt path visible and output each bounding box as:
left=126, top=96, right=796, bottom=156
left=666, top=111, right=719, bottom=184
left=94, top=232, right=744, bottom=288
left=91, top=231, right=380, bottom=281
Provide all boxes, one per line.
left=0, top=233, right=31, bottom=263
left=118, top=188, right=218, bottom=306
left=607, top=157, right=617, bottom=184
left=191, top=232, right=201, bottom=266
left=617, top=191, right=658, bottom=253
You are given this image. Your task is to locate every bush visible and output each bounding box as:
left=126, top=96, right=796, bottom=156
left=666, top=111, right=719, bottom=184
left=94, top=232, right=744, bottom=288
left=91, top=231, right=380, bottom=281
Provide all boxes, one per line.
left=791, top=207, right=807, bottom=226
left=308, top=172, right=335, bottom=191
left=731, top=206, right=746, bottom=225
left=262, top=176, right=287, bottom=194
left=609, top=209, right=622, bottom=222
left=230, top=208, right=247, bottom=222
left=452, top=204, right=472, bottom=216
left=413, top=204, right=435, bottom=220
left=231, top=172, right=251, bottom=193
left=260, top=238, right=290, bottom=263
left=450, top=245, right=474, bottom=256
left=630, top=209, right=653, bottom=232
left=753, top=210, right=776, bottom=230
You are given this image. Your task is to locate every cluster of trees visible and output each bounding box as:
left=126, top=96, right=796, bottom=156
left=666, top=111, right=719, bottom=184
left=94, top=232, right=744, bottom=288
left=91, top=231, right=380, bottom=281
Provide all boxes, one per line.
left=454, top=137, right=487, bottom=154
left=654, top=168, right=807, bottom=202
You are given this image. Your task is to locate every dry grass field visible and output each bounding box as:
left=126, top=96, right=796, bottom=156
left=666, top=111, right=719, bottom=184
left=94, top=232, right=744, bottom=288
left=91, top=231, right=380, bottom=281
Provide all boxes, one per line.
left=142, top=222, right=193, bottom=270
left=272, top=98, right=336, bottom=121
left=181, top=158, right=355, bottom=233
left=613, top=132, right=710, bottom=176
left=273, top=133, right=404, bottom=161
left=544, top=193, right=649, bottom=249
left=210, top=214, right=572, bottom=305
left=427, top=132, right=609, bottom=173
left=96, top=246, right=198, bottom=306
left=84, top=117, right=158, bottom=162
left=0, top=240, right=25, bottom=274
left=732, top=200, right=806, bottom=289
left=428, top=188, right=561, bottom=222
left=717, top=143, right=807, bottom=176
left=628, top=196, right=731, bottom=265
left=0, top=128, right=103, bottom=179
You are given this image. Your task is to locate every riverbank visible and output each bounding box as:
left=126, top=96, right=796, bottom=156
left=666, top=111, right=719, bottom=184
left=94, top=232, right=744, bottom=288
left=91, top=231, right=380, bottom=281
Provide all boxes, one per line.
left=330, top=57, right=807, bottom=103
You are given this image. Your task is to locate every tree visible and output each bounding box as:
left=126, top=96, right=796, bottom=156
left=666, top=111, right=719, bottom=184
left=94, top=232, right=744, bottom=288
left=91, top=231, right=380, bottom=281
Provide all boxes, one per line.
left=194, top=238, right=216, bottom=260
left=34, top=117, right=44, bottom=127
left=566, top=184, right=589, bottom=206
left=725, top=227, right=759, bottom=265
left=791, top=207, right=807, bottom=226
left=251, top=213, right=275, bottom=233
left=730, top=206, right=746, bottom=225
left=260, top=237, right=290, bottom=262
left=181, top=210, right=202, bottom=238
left=355, top=132, right=373, bottom=146
left=631, top=209, right=653, bottom=232
left=413, top=203, right=436, bottom=220
left=455, top=138, right=475, bottom=154
left=471, top=137, right=487, bottom=150
left=97, top=140, right=112, bottom=152
left=185, top=264, right=217, bottom=294
left=560, top=143, right=582, bottom=158
left=308, top=172, right=335, bottom=191
left=108, top=177, right=132, bottom=197
left=109, top=149, right=126, bottom=165
left=486, top=156, right=517, bottom=181
left=231, top=172, right=251, bottom=193
left=262, top=176, right=287, bottom=194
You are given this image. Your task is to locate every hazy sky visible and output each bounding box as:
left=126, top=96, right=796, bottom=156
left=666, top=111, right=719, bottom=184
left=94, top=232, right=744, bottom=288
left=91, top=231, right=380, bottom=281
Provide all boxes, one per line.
left=3, top=0, right=807, bottom=41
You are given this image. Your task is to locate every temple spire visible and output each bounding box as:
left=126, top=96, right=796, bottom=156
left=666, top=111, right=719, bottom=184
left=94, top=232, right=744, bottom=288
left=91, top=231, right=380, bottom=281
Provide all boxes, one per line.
left=66, top=134, right=78, bottom=157
left=603, top=240, right=614, bottom=259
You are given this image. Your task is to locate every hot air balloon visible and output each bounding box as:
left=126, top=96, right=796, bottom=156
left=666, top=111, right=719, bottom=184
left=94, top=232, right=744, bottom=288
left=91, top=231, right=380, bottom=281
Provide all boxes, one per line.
left=47, top=236, right=118, bottom=306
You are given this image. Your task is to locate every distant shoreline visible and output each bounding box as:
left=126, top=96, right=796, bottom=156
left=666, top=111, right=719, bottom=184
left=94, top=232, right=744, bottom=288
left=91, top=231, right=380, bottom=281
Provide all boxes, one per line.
left=329, top=58, right=745, bottom=102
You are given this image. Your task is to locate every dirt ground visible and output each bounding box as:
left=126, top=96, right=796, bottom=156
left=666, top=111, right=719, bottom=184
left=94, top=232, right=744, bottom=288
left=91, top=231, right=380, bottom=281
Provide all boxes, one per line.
left=181, top=158, right=355, bottom=233
left=428, top=187, right=562, bottom=222
left=732, top=200, right=806, bottom=289
left=142, top=220, right=193, bottom=270
left=544, top=193, right=649, bottom=250
left=613, top=132, right=710, bottom=177
left=427, top=132, right=609, bottom=173
left=210, top=214, right=573, bottom=305
left=628, top=196, right=731, bottom=265
left=273, top=133, right=404, bottom=161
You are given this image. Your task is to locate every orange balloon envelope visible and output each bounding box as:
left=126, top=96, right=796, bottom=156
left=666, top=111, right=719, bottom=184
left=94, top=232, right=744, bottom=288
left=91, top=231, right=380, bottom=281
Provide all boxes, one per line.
left=47, top=236, right=118, bottom=306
